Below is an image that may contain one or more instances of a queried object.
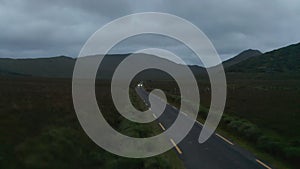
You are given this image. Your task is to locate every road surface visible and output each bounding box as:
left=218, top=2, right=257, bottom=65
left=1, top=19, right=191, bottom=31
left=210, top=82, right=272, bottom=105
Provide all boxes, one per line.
left=136, top=86, right=271, bottom=169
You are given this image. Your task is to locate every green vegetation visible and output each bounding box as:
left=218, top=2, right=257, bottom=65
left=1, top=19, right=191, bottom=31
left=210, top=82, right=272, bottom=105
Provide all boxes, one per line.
left=1, top=42, right=299, bottom=169
left=228, top=43, right=300, bottom=73
left=0, top=77, right=185, bottom=169
left=221, top=114, right=299, bottom=167
left=145, top=75, right=300, bottom=168
left=164, top=93, right=299, bottom=168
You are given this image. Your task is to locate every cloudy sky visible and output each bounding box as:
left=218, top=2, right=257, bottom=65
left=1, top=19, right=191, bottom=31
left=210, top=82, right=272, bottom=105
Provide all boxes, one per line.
left=0, top=0, right=299, bottom=64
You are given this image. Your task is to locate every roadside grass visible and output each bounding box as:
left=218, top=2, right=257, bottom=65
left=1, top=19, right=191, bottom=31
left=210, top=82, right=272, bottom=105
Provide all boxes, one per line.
left=144, top=74, right=300, bottom=168
left=215, top=127, right=293, bottom=169
left=153, top=91, right=298, bottom=169
left=0, top=77, right=186, bottom=169
left=129, top=86, right=186, bottom=169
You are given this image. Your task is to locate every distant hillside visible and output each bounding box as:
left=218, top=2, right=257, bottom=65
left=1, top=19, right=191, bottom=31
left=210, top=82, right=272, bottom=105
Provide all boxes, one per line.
left=1, top=42, right=299, bottom=78
left=223, top=49, right=262, bottom=68
left=227, top=43, right=300, bottom=73
left=0, top=56, right=75, bottom=78
left=0, top=54, right=137, bottom=78
left=0, top=54, right=205, bottom=79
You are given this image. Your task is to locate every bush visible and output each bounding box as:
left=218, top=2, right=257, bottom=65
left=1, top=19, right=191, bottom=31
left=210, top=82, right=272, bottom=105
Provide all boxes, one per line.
left=144, top=157, right=171, bottom=169
left=104, top=158, right=143, bottom=169
left=243, top=125, right=261, bottom=141
left=222, top=114, right=234, bottom=124
left=228, top=119, right=243, bottom=133
left=283, top=146, right=300, bottom=164
left=15, top=127, right=105, bottom=169
left=257, top=136, right=285, bottom=156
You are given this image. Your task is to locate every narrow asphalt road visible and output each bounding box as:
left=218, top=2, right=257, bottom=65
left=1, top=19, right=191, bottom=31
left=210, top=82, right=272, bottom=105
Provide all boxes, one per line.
left=136, top=86, right=271, bottom=169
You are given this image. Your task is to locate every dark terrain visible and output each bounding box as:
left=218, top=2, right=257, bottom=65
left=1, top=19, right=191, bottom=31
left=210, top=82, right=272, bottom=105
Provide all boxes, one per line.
left=0, top=42, right=299, bottom=168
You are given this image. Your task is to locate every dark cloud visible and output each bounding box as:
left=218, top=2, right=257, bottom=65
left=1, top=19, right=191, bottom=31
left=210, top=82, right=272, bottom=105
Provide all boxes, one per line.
left=0, top=0, right=299, bottom=64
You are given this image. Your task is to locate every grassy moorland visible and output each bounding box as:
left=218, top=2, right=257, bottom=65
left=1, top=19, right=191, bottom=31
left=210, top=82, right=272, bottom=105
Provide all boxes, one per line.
left=0, top=43, right=299, bottom=168
left=0, top=76, right=185, bottom=169
left=144, top=72, right=300, bottom=168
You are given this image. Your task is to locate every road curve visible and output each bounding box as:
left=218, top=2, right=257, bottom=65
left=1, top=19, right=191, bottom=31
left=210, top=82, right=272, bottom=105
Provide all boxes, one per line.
left=136, top=86, right=271, bottom=169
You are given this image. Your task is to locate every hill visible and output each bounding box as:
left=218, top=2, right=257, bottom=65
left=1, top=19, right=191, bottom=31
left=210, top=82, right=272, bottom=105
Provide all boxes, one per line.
left=227, top=43, right=300, bottom=73
left=0, top=54, right=205, bottom=80
left=0, top=43, right=299, bottom=78
left=0, top=56, right=75, bottom=78
left=223, top=49, right=262, bottom=68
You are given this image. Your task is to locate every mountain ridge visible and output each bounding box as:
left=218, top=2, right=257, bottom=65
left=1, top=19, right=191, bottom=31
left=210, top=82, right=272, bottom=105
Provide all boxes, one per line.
left=227, top=43, right=300, bottom=73
left=222, top=49, right=262, bottom=68
left=0, top=42, right=299, bottom=78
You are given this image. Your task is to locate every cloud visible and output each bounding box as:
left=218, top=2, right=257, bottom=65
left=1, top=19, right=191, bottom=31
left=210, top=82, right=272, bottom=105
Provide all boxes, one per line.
left=0, top=0, right=131, bottom=57
left=0, top=0, right=299, bottom=65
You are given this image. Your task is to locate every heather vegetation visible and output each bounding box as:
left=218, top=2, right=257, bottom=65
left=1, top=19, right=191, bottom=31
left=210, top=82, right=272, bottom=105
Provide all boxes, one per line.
left=0, top=77, right=184, bottom=169
left=145, top=74, right=300, bottom=168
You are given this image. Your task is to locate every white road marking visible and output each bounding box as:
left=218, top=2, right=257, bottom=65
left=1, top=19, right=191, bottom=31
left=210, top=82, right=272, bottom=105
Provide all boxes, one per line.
left=164, top=100, right=233, bottom=147
left=256, top=159, right=272, bottom=169
left=196, top=121, right=203, bottom=127
left=158, top=123, right=166, bottom=131
left=140, top=89, right=272, bottom=168
left=216, top=133, right=234, bottom=145
left=170, top=138, right=183, bottom=154
left=182, top=112, right=188, bottom=116
left=152, top=113, right=157, bottom=118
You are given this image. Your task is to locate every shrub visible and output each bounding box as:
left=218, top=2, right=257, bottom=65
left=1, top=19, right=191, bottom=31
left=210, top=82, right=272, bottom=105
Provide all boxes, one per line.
left=243, top=125, right=262, bottom=141
left=144, top=157, right=171, bottom=169
left=15, top=127, right=103, bottom=169
left=283, top=146, right=300, bottom=164
left=257, top=136, right=285, bottom=156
